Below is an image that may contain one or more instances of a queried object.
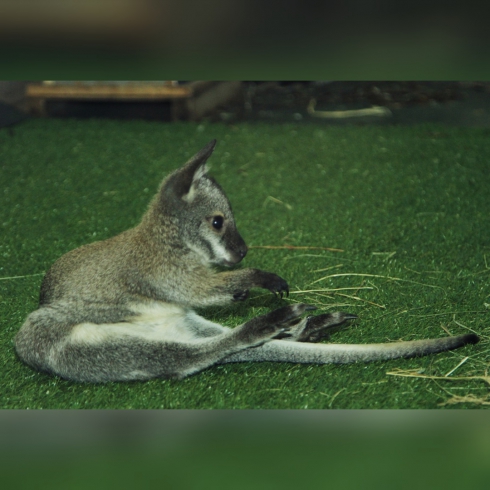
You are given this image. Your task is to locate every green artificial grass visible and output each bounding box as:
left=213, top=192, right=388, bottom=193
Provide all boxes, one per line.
left=1, top=118, right=489, bottom=409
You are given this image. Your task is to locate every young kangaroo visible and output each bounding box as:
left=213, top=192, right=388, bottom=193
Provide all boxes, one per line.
left=15, top=140, right=479, bottom=382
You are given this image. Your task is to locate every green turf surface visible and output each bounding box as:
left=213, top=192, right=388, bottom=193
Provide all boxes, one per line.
left=1, top=118, right=489, bottom=408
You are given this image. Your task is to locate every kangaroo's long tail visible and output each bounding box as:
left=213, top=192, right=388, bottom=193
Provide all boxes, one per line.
left=219, top=334, right=479, bottom=364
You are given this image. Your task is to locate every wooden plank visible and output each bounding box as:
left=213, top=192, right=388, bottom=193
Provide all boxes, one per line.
left=26, top=83, right=192, bottom=100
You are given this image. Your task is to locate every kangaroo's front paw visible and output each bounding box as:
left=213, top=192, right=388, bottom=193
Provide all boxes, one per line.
left=260, top=272, right=289, bottom=298
left=297, top=312, right=358, bottom=342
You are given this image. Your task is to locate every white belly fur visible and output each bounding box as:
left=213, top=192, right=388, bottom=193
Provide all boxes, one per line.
left=69, top=302, right=198, bottom=345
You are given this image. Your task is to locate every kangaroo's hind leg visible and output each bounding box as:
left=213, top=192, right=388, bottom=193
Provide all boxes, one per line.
left=296, top=311, right=358, bottom=342
left=154, top=303, right=319, bottom=379
left=275, top=310, right=358, bottom=343
left=16, top=303, right=316, bottom=382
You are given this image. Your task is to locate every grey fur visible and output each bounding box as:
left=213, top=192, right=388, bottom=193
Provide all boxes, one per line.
left=15, top=140, right=479, bottom=382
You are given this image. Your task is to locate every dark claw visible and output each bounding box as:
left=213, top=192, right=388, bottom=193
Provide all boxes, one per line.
left=233, top=290, right=249, bottom=301
left=304, top=305, right=317, bottom=311
left=270, top=279, right=289, bottom=298
left=343, top=314, right=358, bottom=321
left=257, top=271, right=289, bottom=298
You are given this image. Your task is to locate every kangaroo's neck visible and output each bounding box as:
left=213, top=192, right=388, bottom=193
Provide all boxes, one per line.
left=137, top=199, right=182, bottom=246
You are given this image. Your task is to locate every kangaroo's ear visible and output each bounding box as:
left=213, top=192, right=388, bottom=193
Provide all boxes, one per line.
left=163, top=139, right=216, bottom=201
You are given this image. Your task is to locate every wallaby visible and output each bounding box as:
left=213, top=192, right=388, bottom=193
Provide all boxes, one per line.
left=15, top=140, right=479, bottom=382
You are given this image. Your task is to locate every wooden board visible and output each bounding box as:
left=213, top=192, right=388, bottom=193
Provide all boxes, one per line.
left=26, top=83, right=192, bottom=100
left=25, top=81, right=242, bottom=120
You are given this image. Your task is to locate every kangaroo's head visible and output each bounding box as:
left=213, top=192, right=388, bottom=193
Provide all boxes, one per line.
left=158, top=140, right=248, bottom=267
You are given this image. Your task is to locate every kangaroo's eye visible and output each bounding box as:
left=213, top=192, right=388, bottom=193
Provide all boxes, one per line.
left=212, top=216, right=224, bottom=230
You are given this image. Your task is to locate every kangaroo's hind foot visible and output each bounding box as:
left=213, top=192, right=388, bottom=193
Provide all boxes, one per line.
left=275, top=309, right=358, bottom=342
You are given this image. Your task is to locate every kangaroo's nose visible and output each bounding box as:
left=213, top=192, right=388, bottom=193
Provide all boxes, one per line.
left=239, top=245, right=248, bottom=259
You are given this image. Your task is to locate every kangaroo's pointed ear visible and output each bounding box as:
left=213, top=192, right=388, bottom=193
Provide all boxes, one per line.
left=163, top=139, right=216, bottom=201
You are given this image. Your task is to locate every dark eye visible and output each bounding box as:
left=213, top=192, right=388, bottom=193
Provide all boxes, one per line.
left=212, top=216, right=224, bottom=230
